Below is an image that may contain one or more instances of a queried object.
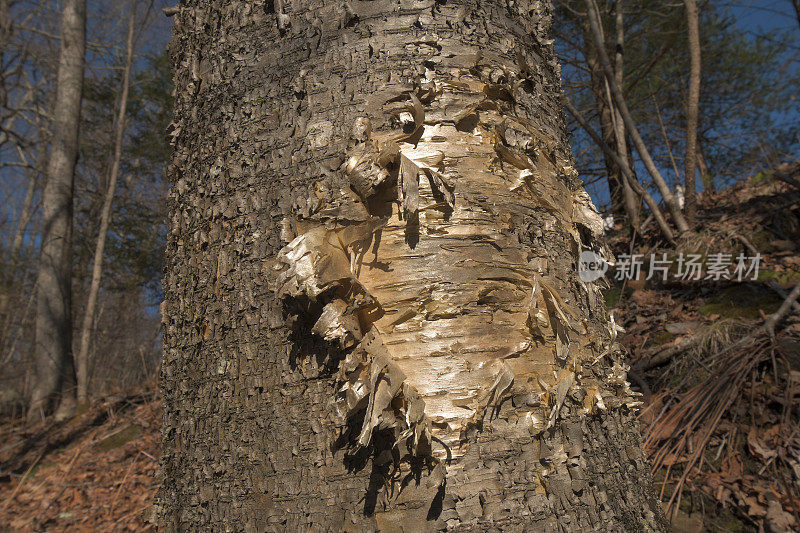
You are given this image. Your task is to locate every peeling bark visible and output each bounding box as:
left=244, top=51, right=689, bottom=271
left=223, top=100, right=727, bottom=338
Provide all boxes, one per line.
left=158, top=0, right=667, bottom=530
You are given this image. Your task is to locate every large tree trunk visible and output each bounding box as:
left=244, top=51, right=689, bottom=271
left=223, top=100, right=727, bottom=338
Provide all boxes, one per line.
left=27, top=0, right=85, bottom=420
left=158, top=1, right=667, bottom=530
left=75, top=0, right=136, bottom=405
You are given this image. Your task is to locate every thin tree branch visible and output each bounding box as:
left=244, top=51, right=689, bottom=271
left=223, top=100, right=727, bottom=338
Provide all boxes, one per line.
left=564, top=99, right=675, bottom=243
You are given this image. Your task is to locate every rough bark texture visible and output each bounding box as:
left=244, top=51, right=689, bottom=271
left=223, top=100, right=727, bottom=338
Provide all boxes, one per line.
left=682, top=0, right=700, bottom=222
left=158, top=1, right=667, bottom=530
left=28, top=0, right=85, bottom=419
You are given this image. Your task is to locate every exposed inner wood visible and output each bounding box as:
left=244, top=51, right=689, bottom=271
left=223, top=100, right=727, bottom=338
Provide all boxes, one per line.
left=159, top=1, right=668, bottom=530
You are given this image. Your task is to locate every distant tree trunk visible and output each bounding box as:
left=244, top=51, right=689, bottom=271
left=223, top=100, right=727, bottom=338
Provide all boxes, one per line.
left=0, top=0, right=9, bottom=115
left=792, top=0, right=800, bottom=32
left=8, top=156, right=37, bottom=262
left=0, top=0, right=8, bottom=50
left=0, top=149, right=37, bottom=339
left=610, top=0, right=639, bottom=228
left=584, top=0, right=689, bottom=234
left=1, top=83, right=48, bottom=362
left=158, top=1, right=667, bottom=530
left=696, top=137, right=714, bottom=193
left=75, top=0, right=135, bottom=405
left=27, top=0, right=85, bottom=420
left=584, top=5, right=638, bottom=228
left=587, top=43, right=621, bottom=211
left=682, top=0, right=701, bottom=223
left=565, top=100, right=675, bottom=243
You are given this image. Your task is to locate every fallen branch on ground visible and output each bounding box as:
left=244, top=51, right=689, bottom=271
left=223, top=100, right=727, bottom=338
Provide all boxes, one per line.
left=634, top=336, right=699, bottom=372
left=642, top=281, right=800, bottom=516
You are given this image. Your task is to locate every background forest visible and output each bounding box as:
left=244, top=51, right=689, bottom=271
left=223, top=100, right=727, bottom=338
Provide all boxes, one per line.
left=0, top=0, right=799, bottom=530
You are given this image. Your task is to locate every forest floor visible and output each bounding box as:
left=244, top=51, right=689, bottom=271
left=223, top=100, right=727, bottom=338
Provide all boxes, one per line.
left=0, top=170, right=798, bottom=532
left=607, top=168, right=800, bottom=532
left=0, top=386, right=160, bottom=530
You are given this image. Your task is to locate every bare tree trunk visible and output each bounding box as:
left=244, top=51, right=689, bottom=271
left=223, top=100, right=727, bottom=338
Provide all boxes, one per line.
left=587, top=40, right=622, bottom=212
left=0, top=0, right=9, bottom=116
left=27, top=0, right=85, bottom=421
left=792, top=0, right=800, bottom=32
left=584, top=0, right=690, bottom=234
left=610, top=0, right=639, bottom=227
left=0, top=0, right=8, bottom=50
left=696, top=138, right=714, bottom=193
left=75, top=0, right=136, bottom=406
left=158, top=1, right=667, bottom=530
left=584, top=5, right=638, bottom=228
left=682, top=0, right=701, bottom=223
left=8, top=148, right=38, bottom=260
left=0, top=150, right=37, bottom=336
left=565, top=100, right=675, bottom=243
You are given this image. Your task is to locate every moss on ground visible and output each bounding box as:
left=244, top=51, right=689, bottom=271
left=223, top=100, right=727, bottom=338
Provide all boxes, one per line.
left=652, top=331, right=676, bottom=345
left=756, top=268, right=800, bottom=285
left=698, top=284, right=782, bottom=319
left=604, top=285, right=634, bottom=307
left=95, top=424, right=142, bottom=452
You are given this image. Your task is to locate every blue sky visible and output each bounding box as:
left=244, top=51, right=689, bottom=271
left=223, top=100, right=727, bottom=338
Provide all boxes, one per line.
left=571, top=0, right=800, bottom=211
left=728, top=0, right=799, bottom=33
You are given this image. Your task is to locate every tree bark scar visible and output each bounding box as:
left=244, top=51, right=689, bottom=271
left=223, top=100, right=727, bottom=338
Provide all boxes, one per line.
left=159, top=0, right=668, bottom=530
left=274, top=55, right=655, bottom=527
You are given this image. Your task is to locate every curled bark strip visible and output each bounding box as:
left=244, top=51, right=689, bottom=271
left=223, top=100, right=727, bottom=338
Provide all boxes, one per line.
left=399, top=153, right=420, bottom=220
left=389, top=93, right=425, bottom=145
left=276, top=227, right=438, bottom=465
